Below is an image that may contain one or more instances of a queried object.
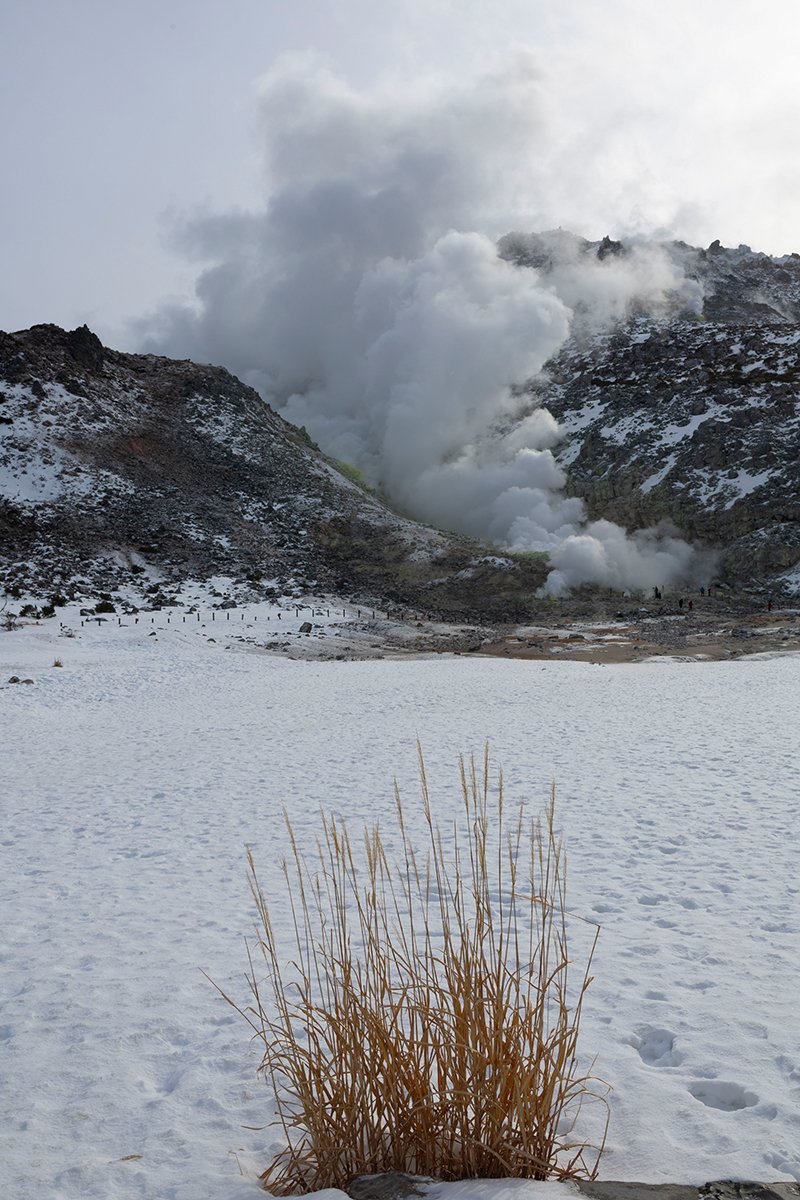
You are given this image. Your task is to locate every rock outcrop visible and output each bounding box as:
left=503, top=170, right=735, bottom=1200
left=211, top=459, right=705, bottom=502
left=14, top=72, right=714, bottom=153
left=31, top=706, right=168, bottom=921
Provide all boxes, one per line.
left=506, top=236, right=800, bottom=594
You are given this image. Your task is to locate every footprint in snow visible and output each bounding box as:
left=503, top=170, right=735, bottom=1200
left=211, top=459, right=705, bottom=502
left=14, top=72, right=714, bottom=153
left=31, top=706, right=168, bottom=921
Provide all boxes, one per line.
left=764, top=1148, right=797, bottom=1173
left=775, top=1056, right=800, bottom=1100
left=631, top=1025, right=684, bottom=1067
left=687, top=1080, right=758, bottom=1111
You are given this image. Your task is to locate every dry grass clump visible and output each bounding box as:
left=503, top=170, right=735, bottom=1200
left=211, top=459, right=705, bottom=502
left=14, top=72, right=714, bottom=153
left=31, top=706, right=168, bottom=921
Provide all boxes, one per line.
left=225, top=748, right=607, bottom=1193
left=52, top=658, right=63, bottom=668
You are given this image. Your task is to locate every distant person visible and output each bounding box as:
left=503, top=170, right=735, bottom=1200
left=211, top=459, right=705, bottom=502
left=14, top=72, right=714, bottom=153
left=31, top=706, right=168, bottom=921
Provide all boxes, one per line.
left=678, top=597, right=684, bottom=609
left=688, top=599, right=693, bottom=611
left=700, top=586, right=705, bottom=596
left=768, top=599, right=773, bottom=612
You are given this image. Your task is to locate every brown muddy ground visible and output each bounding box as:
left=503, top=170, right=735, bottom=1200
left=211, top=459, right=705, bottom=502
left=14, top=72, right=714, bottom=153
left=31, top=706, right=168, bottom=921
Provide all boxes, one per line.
left=470, top=595, right=800, bottom=665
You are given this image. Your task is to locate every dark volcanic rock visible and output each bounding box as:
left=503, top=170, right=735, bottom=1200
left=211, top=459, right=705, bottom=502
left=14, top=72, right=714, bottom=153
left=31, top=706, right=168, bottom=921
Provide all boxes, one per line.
left=577, top=1184, right=800, bottom=1200
left=347, top=1172, right=435, bottom=1200
left=65, top=324, right=105, bottom=371
left=700, top=1183, right=800, bottom=1200
left=513, top=239, right=800, bottom=594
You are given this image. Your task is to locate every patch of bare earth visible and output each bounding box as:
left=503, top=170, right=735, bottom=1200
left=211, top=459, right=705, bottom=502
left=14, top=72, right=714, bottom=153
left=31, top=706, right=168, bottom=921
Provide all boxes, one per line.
left=473, top=602, right=800, bottom=665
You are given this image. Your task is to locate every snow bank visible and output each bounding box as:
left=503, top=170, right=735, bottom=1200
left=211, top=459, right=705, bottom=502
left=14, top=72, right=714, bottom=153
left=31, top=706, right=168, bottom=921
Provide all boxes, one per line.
left=1, top=623, right=799, bottom=1197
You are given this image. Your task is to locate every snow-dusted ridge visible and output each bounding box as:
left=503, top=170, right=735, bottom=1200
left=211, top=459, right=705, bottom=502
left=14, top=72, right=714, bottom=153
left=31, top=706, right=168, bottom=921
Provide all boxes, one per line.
left=506, top=236, right=800, bottom=592
left=0, top=323, right=548, bottom=619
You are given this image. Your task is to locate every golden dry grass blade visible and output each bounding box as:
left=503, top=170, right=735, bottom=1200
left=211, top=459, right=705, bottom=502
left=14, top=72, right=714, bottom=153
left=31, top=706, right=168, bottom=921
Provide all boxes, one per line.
left=223, top=748, right=609, bottom=1193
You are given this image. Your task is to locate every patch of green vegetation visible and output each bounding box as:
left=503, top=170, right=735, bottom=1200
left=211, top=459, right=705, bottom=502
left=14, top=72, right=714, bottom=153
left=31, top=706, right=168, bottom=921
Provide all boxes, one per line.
left=504, top=548, right=551, bottom=563
left=332, top=459, right=383, bottom=499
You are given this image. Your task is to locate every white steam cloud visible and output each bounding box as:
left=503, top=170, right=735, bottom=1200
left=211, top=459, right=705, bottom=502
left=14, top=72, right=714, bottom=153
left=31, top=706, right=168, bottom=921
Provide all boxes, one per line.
left=137, top=53, right=709, bottom=594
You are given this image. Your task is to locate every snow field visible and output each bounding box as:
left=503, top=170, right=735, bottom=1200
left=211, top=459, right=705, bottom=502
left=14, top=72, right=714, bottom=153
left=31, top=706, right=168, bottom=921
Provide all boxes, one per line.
left=1, top=621, right=799, bottom=1199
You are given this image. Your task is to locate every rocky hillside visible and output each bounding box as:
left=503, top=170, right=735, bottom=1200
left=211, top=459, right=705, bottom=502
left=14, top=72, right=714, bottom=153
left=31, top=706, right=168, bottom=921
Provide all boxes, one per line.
left=0, top=324, right=548, bottom=617
left=506, top=235, right=800, bottom=594
left=3, top=235, right=800, bottom=614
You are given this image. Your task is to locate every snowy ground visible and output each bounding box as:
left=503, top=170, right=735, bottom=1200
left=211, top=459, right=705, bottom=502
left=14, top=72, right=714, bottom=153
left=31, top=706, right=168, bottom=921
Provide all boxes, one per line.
left=2, top=613, right=799, bottom=1199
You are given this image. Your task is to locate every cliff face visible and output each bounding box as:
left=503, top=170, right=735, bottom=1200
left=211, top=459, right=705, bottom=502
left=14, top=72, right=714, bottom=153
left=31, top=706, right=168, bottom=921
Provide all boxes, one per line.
left=0, top=324, right=548, bottom=616
left=512, top=237, right=800, bottom=593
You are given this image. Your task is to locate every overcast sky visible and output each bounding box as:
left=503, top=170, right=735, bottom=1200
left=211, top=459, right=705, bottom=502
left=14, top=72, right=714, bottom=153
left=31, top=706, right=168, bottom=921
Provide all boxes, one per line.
left=2, top=0, right=800, bottom=346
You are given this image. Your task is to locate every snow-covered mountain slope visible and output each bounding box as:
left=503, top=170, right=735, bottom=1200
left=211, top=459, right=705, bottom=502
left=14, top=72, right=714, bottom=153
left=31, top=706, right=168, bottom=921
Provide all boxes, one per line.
left=0, top=324, right=547, bottom=615
left=507, top=236, right=800, bottom=592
